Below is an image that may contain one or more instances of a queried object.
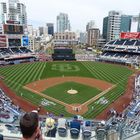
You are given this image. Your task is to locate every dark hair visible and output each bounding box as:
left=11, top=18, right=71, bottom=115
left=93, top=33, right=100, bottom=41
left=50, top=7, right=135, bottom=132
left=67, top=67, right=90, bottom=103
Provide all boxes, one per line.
left=20, top=112, right=39, bottom=138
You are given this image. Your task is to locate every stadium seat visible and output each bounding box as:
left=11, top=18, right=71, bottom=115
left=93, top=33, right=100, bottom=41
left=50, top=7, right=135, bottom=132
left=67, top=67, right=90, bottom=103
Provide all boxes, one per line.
left=0, top=134, right=3, bottom=140
left=58, top=127, right=67, bottom=137
left=70, top=128, right=80, bottom=139
left=82, top=130, right=92, bottom=140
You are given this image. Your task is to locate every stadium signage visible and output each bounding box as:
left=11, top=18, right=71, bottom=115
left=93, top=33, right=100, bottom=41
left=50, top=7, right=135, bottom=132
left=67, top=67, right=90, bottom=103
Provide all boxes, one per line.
left=120, top=32, right=140, bottom=39
left=22, top=36, right=29, bottom=46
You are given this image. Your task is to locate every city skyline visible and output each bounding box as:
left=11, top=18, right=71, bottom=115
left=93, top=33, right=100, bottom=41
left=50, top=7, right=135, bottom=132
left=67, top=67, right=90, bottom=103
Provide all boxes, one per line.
left=21, top=0, right=140, bottom=32
left=3, top=0, right=140, bottom=32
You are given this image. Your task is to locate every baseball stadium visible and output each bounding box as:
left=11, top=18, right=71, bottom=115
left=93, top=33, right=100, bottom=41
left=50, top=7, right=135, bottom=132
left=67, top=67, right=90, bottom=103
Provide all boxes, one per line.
left=0, top=4, right=140, bottom=140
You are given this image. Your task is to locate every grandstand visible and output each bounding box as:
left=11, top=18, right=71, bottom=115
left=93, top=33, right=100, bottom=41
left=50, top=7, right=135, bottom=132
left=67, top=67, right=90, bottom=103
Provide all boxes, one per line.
left=0, top=47, right=38, bottom=65
left=98, top=33, right=140, bottom=66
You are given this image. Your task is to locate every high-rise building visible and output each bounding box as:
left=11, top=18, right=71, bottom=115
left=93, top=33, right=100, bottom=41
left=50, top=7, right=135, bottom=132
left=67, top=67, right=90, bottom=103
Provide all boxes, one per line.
left=120, top=15, right=132, bottom=32
left=46, top=23, right=54, bottom=36
left=57, top=13, right=71, bottom=33
left=103, top=12, right=140, bottom=41
left=87, top=28, right=100, bottom=47
left=86, top=20, right=95, bottom=31
left=102, top=17, right=108, bottom=40
left=131, top=16, right=139, bottom=32
left=79, top=32, right=87, bottom=44
left=0, top=2, right=7, bottom=24
left=137, top=13, right=140, bottom=32
left=0, top=0, right=27, bottom=25
left=17, top=2, right=27, bottom=25
left=107, top=11, right=121, bottom=41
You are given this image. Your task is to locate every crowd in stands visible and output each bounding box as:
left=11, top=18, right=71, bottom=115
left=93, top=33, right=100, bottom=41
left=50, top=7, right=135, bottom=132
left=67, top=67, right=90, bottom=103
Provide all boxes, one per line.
left=0, top=89, right=23, bottom=123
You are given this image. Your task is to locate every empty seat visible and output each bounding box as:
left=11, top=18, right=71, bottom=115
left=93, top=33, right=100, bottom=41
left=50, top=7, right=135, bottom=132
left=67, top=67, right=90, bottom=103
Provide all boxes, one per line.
left=70, top=128, right=80, bottom=139
left=0, top=134, right=3, bottom=140
left=58, top=127, right=67, bottom=137
left=82, top=130, right=92, bottom=140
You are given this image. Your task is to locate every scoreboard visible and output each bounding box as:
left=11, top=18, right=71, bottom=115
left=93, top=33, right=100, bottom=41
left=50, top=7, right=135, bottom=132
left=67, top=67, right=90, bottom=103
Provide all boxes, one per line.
left=3, top=24, right=23, bottom=34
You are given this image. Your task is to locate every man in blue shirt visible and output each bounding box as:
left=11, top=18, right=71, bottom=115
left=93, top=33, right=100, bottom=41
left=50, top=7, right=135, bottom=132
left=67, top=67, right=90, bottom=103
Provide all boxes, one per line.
left=70, top=115, right=81, bottom=131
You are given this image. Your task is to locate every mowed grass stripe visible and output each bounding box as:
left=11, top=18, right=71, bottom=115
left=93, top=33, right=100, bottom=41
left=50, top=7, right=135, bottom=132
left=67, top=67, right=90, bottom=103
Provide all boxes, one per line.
left=7, top=63, right=37, bottom=89
left=0, top=64, right=28, bottom=78
left=82, top=62, right=110, bottom=82
left=0, top=61, right=133, bottom=118
left=31, top=62, right=46, bottom=82
left=0, top=64, right=22, bottom=76
left=24, top=62, right=43, bottom=84
left=15, top=62, right=43, bottom=90
left=92, top=62, right=132, bottom=83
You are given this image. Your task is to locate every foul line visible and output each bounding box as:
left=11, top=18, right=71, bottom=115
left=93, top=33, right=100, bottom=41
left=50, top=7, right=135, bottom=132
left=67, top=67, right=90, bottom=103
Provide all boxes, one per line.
left=23, top=86, right=73, bottom=108
left=80, top=84, right=116, bottom=107
left=23, top=84, right=115, bottom=109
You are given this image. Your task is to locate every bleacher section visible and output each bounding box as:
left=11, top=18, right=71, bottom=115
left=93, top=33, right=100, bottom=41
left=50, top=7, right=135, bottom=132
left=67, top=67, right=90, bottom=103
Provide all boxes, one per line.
left=98, top=39, right=140, bottom=65
left=0, top=47, right=38, bottom=65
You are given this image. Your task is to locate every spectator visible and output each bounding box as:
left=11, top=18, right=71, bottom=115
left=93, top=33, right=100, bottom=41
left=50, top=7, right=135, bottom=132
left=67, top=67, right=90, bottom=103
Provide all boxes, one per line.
left=57, top=114, right=67, bottom=129
left=70, top=115, right=81, bottom=138
left=57, top=114, right=67, bottom=137
left=45, top=115, right=57, bottom=137
left=82, top=121, right=92, bottom=132
left=20, top=112, right=43, bottom=140
left=70, top=115, right=81, bottom=131
left=82, top=121, right=92, bottom=139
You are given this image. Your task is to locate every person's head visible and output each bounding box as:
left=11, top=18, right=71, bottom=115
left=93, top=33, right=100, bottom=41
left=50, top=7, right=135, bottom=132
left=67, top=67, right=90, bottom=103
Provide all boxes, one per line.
left=46, top=116, right=55, bottom=129
left=20, top=112, right=39, bottom=139
left=85, top=121, right=91, bottom=127
left=73, top=115, right=78, bottom=120
left=60, top=114, right=64, bottom=118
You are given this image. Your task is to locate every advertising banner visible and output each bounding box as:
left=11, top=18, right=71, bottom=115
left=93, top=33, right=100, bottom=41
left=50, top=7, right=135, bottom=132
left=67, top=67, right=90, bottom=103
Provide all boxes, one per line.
left=120, top=32, right=140, bottom=39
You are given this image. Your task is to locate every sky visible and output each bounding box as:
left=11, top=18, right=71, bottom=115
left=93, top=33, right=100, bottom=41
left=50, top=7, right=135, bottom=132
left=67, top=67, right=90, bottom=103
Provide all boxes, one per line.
left=20, top=0, right=140, bottom=32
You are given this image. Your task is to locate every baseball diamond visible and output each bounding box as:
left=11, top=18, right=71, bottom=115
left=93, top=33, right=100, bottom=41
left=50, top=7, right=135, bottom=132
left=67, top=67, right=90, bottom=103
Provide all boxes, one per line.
left=0, top=61, right=133, bottom=118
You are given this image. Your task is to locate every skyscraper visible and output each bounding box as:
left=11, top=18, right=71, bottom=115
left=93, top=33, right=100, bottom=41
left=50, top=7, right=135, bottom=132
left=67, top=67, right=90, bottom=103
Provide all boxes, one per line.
left=137, top=13, right=140, bottom=32
left=0, top=2, right=7, bottom=24
left=86, top=20, right=95, bottom=31
left=0, top=0, right=27, bottom=25
left=120, top=15, right=132, bottom=32
left=102, top=17, right=108, bottom=40
left=107, top=11, right=121, bottom=41
left=17, top=2, right=27, bottom=25
left=57, top=13, right=71, bottom=33
left=87, top=28, right=100, bottom=47
left=131, top=16, right=139, bottom=32
left=46, top=23, right=54, bottom=36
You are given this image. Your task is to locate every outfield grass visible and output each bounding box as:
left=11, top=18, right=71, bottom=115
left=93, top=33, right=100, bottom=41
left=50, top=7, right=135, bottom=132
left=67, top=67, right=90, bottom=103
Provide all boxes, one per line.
left=42, top=82, right=101, bottom=104
left=0, top=61, right=133, bottom=118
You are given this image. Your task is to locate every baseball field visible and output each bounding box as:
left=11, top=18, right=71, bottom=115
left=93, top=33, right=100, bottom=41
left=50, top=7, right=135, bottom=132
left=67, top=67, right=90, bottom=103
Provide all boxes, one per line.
left=0, top=61, right=133, bottom=118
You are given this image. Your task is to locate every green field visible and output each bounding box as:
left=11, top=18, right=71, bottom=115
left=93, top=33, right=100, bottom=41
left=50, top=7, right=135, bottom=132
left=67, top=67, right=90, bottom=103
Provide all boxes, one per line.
left=0, top=61, right=133, bottom=118
left=42, top=82, right=101, bottom=104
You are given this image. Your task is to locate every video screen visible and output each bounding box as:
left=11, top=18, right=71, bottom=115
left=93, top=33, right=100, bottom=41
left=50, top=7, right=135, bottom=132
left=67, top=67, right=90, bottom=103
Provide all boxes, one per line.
left=4, top=24, right=23, bottom=34
left=8, top=39, right=21, bottom=47
left=22, top=36, right=29, bottom=46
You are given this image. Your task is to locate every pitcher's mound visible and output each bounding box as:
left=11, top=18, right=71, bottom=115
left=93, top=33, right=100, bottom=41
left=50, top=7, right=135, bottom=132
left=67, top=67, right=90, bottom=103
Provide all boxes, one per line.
left=67, top=89, right=78, bottom=94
